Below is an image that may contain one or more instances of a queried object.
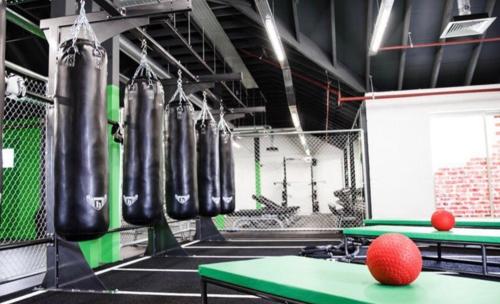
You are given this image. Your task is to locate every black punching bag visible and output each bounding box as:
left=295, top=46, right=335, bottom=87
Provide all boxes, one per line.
left=165, top=100, right=199, bottom=219
left=197, top=119, right=221, bottom=217
left=54, top=39, right=109, bottom=241
left=219, top=131, right=235, bottom=214
left=122, top=79, right=164, bottom=225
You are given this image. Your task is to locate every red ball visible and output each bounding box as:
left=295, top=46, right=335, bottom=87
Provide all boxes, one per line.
left=366, top=233, right=422, bottom=286
left=431, top=210, right=455, bottom=231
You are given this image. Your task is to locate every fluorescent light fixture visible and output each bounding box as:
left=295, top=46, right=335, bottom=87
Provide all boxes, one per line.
left=291, top=112, right=300, bottom=128
left=299, top=135, right=306, bottom=146
left=369, top=0, right=395, bottom=55
left=265, top=15, right=285, bottom=62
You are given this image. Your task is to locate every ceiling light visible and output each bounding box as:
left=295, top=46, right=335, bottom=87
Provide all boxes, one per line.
left=265, top=15, right=285, bottom=62
left=299, top=135, right=306, bottom=146
left=369, top=0, right=395, bottom=55
left=291, top=112, right=300, bottom=128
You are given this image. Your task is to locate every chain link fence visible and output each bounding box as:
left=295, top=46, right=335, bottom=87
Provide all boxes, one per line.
left=217, top=130, right=367, bottom=232
left=0, top=74, right=48, bottom=283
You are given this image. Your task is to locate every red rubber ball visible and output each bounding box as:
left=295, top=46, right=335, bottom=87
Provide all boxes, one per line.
left=366, top=233, right=422, bottom=286
left=431, top=210, right=455, bottom=231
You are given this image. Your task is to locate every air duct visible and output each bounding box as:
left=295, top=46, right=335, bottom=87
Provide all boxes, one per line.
left=440, top=0, right=496, bottom=39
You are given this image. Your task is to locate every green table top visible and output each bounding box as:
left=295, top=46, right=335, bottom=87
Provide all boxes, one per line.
left=344, top=225, right=500, bottom=244
left=198, top=256, right=500, bottom=304
left=364, top=218, right=500, bottom=228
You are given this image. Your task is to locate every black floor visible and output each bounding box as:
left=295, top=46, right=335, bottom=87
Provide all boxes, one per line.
left=8, top=236, right=331, bottom=304
left=6, top=235, right=500, bottom=303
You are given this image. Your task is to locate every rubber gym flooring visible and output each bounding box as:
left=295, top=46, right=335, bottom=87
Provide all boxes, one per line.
left=4, top=234, right=500, bottom=304
left=5, top=235, right=337, bottom=304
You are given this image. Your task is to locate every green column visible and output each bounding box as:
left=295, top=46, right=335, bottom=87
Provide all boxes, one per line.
left=254, top=138, right=262, bottom=209
left=101, top=84, right=121, bottom=263
left=79, top=85, right=121, bottom=267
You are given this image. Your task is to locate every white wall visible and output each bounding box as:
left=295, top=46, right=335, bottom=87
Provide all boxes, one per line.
left=366, top=84, right=500, bottom=219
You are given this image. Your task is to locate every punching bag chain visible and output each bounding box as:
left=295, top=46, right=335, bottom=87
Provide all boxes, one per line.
left=199, top=91, right=215, bottom=128
left=67, top=0, right=102, bottom=63
left=130, top=39, right=157, bottom=88
left=168, top=69, right=193, bottom=120
left=217, top=101, right=231, bottom=138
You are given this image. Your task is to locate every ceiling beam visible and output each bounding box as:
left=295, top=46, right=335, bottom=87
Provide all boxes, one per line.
left=464, top=0, right=497, bottom=85
left=212, top=0, right=366, bottom=93
left=365, top=0, right=373, bottom=90
left=429, top=0, right=454, bottom=88
left=161, top=18, right=247, bottom=108
left=191, top=0, right=258, bottom=89
left=397, top=0, right=412, bottom=90
left=291, top=0, right=300, bottom=42
left=330, top=0, right=337, bottom=66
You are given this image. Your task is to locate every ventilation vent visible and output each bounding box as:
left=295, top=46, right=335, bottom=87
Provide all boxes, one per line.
left=440, top=14, right=496, bottom=39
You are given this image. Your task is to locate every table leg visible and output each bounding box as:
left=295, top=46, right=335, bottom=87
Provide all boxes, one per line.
left=344, top=236, right=349, bottom=259
left=201, top=279, right=208, bottom=304
left=481, top=245, right=488, bottom=276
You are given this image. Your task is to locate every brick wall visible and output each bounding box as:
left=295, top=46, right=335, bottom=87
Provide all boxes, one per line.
left=434, top=115, right=500, bottom=217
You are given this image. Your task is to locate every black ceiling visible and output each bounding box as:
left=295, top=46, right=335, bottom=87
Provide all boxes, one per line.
left=4, top=0, right=500, bottom=131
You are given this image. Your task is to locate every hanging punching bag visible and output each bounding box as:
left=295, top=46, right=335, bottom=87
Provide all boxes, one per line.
left=219, top=130, right=236, bottom=214
left=54, top=39, right=109, bottom=241
left=197, top=118, right=221, bottom=217
left=122, top=79, right=165, bottom=225
left=165, top=93, right=199, bottom=220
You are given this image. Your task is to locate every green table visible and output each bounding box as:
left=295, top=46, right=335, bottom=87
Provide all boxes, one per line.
left=198, top=256, right=500, bottom=304
left=364, top=218, right=500, bottom=228
left=344, top=225, right=500, bottom=244
left=343, top=225, right=500, bottom=276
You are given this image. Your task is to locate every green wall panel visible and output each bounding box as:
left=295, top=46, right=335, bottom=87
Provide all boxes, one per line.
left=0, top=119, right=43, bottom=241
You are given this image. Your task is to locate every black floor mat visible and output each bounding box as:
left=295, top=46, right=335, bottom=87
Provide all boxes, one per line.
left=121, top=256, right=255, bottom=270
left=184, top=248, right=299, bottom=256
left=99, top=269, right=240, bottom=295
left=16, top=292, right=272, bottom=304
left=192, top=240, right=338, bottom=247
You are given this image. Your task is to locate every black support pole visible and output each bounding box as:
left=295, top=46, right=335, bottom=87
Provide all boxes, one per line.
left=0, top=0, right=6, bottom=201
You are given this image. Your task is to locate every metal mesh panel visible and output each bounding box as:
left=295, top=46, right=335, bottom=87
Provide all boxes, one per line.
left=0, top=76, right=48, bottom=282
left=218, top=130, right=366, bottom=231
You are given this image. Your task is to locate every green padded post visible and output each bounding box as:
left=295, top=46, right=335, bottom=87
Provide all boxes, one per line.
left=79, top=85, right=121, bottom=267
left=79, top=239, right=101, bottom=268
left=254, top=137, right=262, bottom=209
left=101, top=84, right=121, bottom=263
left=0, top=119, right=42, bottom=240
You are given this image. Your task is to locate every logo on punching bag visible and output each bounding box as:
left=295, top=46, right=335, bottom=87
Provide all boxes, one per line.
left=222, top=196, right=233, bottom=204
left=86, top=194, right=107, bottom=211
left=123, top=194, right=139, bottom=207
left=175, top=194, right=190, bottom=204
left=211, top=197, right=221, bottom=205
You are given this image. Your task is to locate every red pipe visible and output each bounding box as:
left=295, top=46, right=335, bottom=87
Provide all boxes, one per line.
left=379, top=36, right=500, bottom=51
left=340, top=87, right=500, bottom=103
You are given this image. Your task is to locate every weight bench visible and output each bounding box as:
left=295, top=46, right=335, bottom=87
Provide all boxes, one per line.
left=198, top=256, right=500, bottom=304
left=228, top=195, right=300, bottom=229
left=364, top=218, right=500, bottom=228
left=343, top=225, right=500, bottom=277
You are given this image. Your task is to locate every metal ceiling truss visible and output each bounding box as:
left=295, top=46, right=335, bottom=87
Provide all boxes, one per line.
left=210, top=0, right=366, bottom=93
left=92, top=0, right=247, bottom=112
left=190, top=0, right=258, bottom=89
left=464, top=0, right=497, bottom=85
left=397, top=0, right=412, bottom=90
left=160, top=18, right=247, bottom=108
left=430, top=0, right=454, bottom=88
